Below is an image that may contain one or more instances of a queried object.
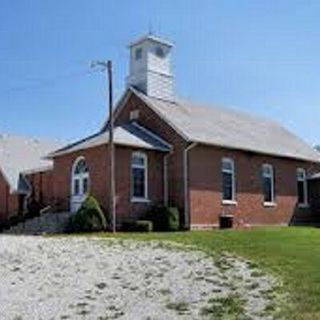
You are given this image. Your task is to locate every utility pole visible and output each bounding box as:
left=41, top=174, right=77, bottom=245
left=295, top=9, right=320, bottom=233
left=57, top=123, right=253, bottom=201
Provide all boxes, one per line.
left=91, top=60, right=116, bottom=233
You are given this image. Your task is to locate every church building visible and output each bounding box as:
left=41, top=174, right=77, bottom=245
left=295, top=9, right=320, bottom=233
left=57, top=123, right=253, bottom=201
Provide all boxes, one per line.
left=2, top=34, right=320, bottom=229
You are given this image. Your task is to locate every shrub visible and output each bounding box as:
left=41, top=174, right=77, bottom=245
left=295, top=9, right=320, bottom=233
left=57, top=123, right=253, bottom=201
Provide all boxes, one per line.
left=135, top=220, right=153, bottom=232
left=145, top=205, right=180, bottom=231
left=8, top=214, right=25, bottom=227
left=122, top=220, right=153, bottom=232
left=26, top=198, right=41, bottom=218
left=67, top=195, right=107, bottom=232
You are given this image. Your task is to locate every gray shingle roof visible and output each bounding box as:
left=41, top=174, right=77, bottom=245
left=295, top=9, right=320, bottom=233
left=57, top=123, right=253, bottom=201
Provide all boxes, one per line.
left=131, top=87, right=320, bottom=162
left=0, top=135, right=61, bottom=193
left=48, top=122, right=172, bottom=158
left=129, top=34, right=174, bottom=48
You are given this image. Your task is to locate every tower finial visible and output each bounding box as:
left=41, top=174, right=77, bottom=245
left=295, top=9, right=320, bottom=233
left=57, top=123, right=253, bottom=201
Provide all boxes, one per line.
left=148, top=21, right=153, bottom=35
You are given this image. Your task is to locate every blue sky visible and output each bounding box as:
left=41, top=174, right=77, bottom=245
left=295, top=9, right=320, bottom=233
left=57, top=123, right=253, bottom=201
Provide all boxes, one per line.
left=0, top=0, right=319, bottom=145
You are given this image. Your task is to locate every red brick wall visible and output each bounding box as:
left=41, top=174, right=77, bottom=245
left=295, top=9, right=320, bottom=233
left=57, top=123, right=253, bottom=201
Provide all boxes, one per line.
left=0, top=170, right=19, bottom=223
left=115, top=93, right=188, bottom=209
left=188, top=144, right=319, bottom=227
left=115, top=147, right=164, bottom=221
left=52, top=144, right=165, bottom=223
left=25, top=170, right=54, bottom=206
left=53, top=145, right=108, bottom=212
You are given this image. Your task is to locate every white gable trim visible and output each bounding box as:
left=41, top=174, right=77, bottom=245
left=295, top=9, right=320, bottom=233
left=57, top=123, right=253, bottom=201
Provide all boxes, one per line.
left=0, top=167, right=13, bottom=193
left=0, top=166, right=31, bottom=195
left=102, top=89, right=133, bottom=132
left=131, top=122, right=173, bottom=150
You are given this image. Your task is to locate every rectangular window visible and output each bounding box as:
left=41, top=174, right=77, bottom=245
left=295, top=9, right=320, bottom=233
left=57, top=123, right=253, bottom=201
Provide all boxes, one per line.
left=131, top=152, right=148, bottom=200
left=297, top=168, right=308, bottom=206
left=222, top=158, right=235, bottom=201
left=262, top=164, right=275, bottom=204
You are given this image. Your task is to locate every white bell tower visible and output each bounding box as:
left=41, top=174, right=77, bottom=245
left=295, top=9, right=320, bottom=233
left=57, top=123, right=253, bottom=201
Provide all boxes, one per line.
left=127, top=34, right=175, bottom=101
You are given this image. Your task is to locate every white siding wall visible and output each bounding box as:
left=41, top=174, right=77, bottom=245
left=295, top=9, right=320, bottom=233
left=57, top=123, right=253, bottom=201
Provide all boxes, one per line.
left=127, top=36, right=174, bottom=101
left=147, top=71, right=174, bottom=101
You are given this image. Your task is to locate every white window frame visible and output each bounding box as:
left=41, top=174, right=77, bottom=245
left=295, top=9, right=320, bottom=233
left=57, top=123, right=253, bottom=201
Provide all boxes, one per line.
left=71, top=156, right=90, bottom=197
left=262, top=164, right=275, bottom=206
left=131, top=152, right=149, bottom=203
left=297, top=168, right=308, bottom=207
left=221, top=158, right=237, bottom=205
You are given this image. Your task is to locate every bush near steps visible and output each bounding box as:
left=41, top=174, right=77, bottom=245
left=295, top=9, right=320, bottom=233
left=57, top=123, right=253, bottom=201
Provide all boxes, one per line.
left=67, top=195, right=108, bottom=232
left=145, top=205, right=180, bottom=232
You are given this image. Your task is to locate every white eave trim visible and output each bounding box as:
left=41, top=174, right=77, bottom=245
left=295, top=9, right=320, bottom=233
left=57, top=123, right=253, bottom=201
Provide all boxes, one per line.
left=192, top=139, right=320, bottom=164
left=308, top=173, right=320, bottom=180
left=48, top=139, right=170, bottom=159
left=22, top=165, right=54, bottom=175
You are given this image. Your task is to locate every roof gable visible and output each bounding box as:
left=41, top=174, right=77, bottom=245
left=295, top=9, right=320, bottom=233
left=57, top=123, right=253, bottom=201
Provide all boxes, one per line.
left=113, top=87, right=189, bottom=141
left=0, top=135, right=61, bottom=193
left=48, top=123, right=172, bottom=158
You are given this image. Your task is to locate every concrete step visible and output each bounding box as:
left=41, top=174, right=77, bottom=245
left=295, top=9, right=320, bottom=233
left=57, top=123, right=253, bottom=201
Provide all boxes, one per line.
left=3, top=212, right=71, bottom=235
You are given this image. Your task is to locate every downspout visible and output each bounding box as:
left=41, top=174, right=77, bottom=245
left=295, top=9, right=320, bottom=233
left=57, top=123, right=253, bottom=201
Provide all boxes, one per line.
left=163, top=150, right=173, bottom=207
left=183, top=142, right=198, bottom=230
left=5, top=185, right=9, bottom=218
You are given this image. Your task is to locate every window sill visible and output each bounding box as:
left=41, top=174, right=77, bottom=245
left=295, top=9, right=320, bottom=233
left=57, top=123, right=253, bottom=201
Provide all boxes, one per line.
left=222, top=200, right=238, bottom=206
left=263, top=202, right=277, bottom=208
left=131, top=197, right=150, bottom=204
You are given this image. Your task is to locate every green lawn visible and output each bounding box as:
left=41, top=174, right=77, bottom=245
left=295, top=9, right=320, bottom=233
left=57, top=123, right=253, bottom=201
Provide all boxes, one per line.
left=95, top=227, right=320, bottom=319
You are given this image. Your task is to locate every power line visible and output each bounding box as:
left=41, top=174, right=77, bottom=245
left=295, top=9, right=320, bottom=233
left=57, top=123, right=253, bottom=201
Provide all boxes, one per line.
left=0, top=68, right=99, bottom=94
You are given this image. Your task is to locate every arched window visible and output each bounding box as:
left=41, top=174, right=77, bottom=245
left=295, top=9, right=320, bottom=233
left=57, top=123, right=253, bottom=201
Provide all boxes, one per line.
left=72, top=157, right=89, bottom=196
left=131, top=152, right=148, bottom=201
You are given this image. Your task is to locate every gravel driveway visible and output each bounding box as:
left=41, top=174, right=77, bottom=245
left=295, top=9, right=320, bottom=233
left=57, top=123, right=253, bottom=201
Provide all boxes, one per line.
left=0, top=235, right=281, bottom=319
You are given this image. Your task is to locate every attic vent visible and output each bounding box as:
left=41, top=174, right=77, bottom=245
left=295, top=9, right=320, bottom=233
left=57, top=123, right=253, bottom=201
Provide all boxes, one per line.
left=130, top=109, right=140, bottom=121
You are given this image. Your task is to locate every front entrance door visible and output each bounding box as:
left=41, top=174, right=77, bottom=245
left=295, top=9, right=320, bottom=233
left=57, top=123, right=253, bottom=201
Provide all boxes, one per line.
left=70, top=157, right=89, bottom=213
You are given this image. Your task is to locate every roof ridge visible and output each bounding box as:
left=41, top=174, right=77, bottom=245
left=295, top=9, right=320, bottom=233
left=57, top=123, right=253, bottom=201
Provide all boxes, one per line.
left=176, top=97, right=280, bottom=127
left=143, top=90, right=280, bottom=127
